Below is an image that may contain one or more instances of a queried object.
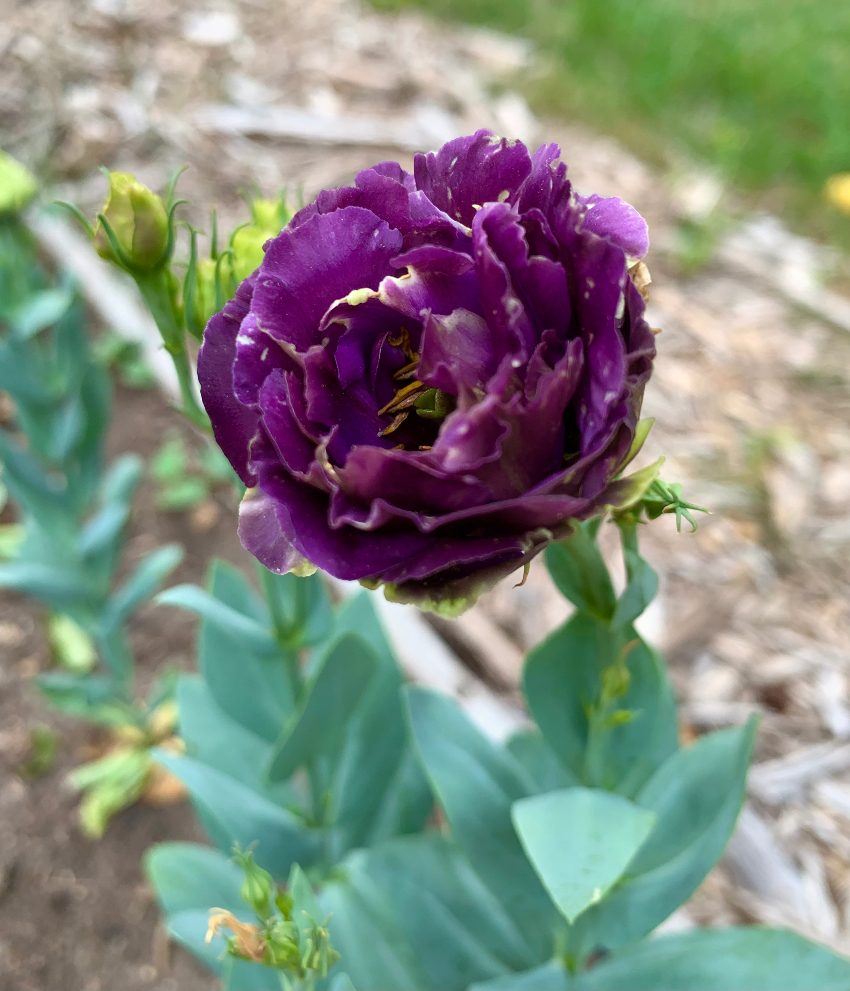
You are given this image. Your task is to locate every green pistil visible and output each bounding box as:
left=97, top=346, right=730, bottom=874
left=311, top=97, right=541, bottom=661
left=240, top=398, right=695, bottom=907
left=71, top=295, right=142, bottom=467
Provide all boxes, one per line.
left=414, top=388, right=453, bottom=421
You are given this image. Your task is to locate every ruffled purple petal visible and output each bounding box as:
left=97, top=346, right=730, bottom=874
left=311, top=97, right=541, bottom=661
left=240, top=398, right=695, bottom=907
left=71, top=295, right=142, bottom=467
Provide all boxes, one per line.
left=379, top=247, right=480, bottom=326
left=580, top=194, right=650, bottom=259
left=258, top=371, right=320, bottom=478
left=429, top=391, right=512, bottom=475
left=418, top=308, right=497, bottom=394
left=198, top=275, right=260, bottom=486
left=570, top=232, right=630, bottom=454
left=251, top=207, right=403, bottom=351
left=414, top=129, right=533, bottom=226
left=516, top=142, right=571, bottom=217
left=376, top=533, right=532, bottom=585
left=302, top=346, right=392, bottom=464
left=232, top=311, right=294, bottom=407
left=333, top=444, right=493, bottom=519
left=255, top=466, right=435, bottom=580
left=378, top=528, right=559, bottom=616
left=472, top=202, right=536, bottom=359
left=238, top=487, right=310, bottom=574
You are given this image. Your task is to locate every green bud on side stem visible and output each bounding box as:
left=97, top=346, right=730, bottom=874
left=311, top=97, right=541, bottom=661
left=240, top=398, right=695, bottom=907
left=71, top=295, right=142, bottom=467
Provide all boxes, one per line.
left=233, top=846, right=275, bottom=917
left=93, top=172, right=170, bottom=273
left=229, top=193, right=291, bottom=281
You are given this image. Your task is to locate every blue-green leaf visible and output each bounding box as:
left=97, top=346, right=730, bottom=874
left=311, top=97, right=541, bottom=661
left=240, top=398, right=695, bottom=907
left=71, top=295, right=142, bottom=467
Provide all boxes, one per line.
left=320, top=860, right=426, bottom=991
left=573, top=928, right=850, bottom=991
left=329, top=593, right=431, bottom=850
left=168, top=911, right=274, bottom=989
left=154, top=751, right=319, bottom=876
left=357, top=835, right=535, bottom=990
left=0, top=561, right=92, bottom=609
left=524, top=615, right=678, bottom=795
left=157, top=582, right=275, bottom=654
left=177, top=676, right=293, bottom=807
left=198, top=561, right=294, bottom=743
left=163, top=909, right=225, bottom=974
left=506, top=731, right=580, bottom=793
left=99, top=453, right=144, bottom=505
left=262, top=569, right=334, bottom=647
left=0, top=431, right=68, bottom=527
left=545, top=525, right=616, bottom=620
left=405, top=687, right=556, bottom=964
left=77, top=455, right=142, bottom=565
left=0, top=342, right=49, bottom=403
left=145, top=842, right=242, bottom=977
left=571, top=720, right=757, bottom=956
left=147, top=848, right=280, bottom=991
left=145, top=842, right=244, bottom=916
left=611, top=542, right=658, bottom=629
left=106, top=544, right=183, bottom=628
left=10, top=284, right=76, bottom=339
left=329, top=975, right=359, bottom=991
left=267, top=632, right=377, bottom=782
left=470, top=962, right=569, bottom=991
left=512, top=788, right=656, bottom=924
left=221, top=959, right=280, bottom=991
left=37, top=672, right=133, bottom=723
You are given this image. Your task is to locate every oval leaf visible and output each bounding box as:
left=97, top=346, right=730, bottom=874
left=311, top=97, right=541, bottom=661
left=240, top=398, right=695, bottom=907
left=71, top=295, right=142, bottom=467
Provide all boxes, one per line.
left=512, top=788, right=656, bottom=924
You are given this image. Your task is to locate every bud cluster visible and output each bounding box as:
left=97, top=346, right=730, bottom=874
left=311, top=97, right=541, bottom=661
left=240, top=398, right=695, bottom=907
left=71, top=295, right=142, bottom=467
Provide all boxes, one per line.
left=62, top=170, right=291, bottom=430
left=206, top=848, right=340, bottom=982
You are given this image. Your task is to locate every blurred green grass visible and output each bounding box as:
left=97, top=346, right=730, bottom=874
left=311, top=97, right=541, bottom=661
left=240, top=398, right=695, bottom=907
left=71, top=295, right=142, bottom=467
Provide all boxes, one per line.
left=373, top=0, right=850, bottom=242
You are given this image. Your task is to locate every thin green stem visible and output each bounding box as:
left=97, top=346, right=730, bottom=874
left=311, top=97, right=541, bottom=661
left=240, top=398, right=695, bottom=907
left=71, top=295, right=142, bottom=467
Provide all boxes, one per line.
left=258, top=568, right=329, bottom=842
left=135, top=271, right=208, bottom=430
left=259, top=566, right=302, bottom=698
left=578, top=521, right=643, bottom=787
left=618, top=516, right=640, bottom=559
left=168, top=341, right=209, bottom=430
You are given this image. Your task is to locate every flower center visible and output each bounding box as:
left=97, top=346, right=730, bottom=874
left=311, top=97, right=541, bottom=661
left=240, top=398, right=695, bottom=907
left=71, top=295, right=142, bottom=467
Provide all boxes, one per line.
left=377, top=329, right=454, bottom=444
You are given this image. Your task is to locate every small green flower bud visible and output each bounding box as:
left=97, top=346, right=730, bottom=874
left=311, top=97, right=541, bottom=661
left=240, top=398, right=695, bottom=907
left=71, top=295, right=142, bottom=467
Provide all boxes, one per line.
left=250, top=196, right=289, bottom=231
left=230, top=224, right=270, bottom=282
left=184, top=252, right=219, bottom=339
left=234, top=847, right=275, bottom=917
left=601, top=660, right=630, bottom=702
left=228, top=194, right=291, bottom=282
left=94, top=172, right=169, bottom=273
left=0, top=152, right=38, bottom=214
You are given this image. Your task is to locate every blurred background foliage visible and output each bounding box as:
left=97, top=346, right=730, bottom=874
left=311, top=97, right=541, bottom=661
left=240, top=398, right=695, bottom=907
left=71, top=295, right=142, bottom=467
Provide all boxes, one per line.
left=373, top=0, right=850, bottom=245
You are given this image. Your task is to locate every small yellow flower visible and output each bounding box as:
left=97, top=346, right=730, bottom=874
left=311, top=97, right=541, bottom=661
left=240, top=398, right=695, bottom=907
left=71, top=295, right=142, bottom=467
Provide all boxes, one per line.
left=0, top=152, right=37, bottom=213
left=825, top=173, right=850, bottom=215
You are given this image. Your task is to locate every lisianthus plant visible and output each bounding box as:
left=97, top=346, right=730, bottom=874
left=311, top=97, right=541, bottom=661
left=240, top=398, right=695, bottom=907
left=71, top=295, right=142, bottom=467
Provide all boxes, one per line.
left=67, top=132, right=850, bottom=989
left=0, top=156, right=184, bottom=834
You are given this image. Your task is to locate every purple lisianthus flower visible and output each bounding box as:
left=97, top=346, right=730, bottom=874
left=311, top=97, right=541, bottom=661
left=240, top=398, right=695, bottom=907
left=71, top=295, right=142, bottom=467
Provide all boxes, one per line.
left=199, top=131, right=658, bottom=614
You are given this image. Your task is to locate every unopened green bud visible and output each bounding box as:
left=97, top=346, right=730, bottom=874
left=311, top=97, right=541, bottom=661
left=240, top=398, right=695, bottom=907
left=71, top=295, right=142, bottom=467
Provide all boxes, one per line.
left=229, top=194, right=291, bottom=282
left=0, top=152, right=38, bottom=214
left=230, top=224, right=270, bottom=282
left=184, top=253, right=219, bottom=338
left=601, top=660, right=630, bottom=701
left=94, top=172, right=169, bottom=273
left=235, top=847, right=275, bottom=916
left=265, top=917, right=300, bottom=969
left=250, top=196, right=289, bottom=231
left=606, top=708, right=636, bottom=729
